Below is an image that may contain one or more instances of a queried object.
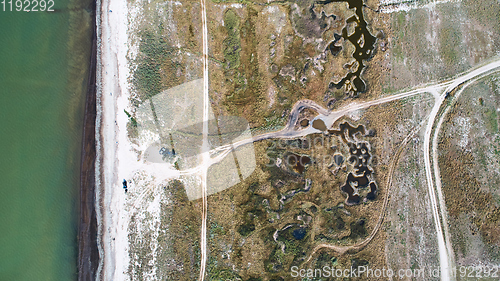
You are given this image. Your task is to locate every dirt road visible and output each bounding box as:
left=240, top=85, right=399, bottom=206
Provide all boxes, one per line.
left=129, top=54, right=500, bottom=280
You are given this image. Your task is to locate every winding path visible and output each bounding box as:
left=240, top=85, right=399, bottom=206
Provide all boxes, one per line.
left=304, top=122, right=424, bottom=263
left=423, top=61, right=500, bottom=281
left=298, top=59, right=500, bottom=280
left=132, top=55, right=500, bottom=280
left=225, top=59, right=500, bottom=280
left=199, top=0, right=209, bottom=279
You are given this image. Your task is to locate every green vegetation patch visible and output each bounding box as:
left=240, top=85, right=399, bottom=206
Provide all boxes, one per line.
left=209, top=269, right=242, bottom=281
left=223, top=9, right=241, bottom=70
left=438, top=22, right=462, bottom=69
left=463, top=0, right=500, bottom=31
left=485, top=108, right=499, bottom=133
left=221, top=6, right=267, bottom=126
left=132, top=31, right=183, bottom=101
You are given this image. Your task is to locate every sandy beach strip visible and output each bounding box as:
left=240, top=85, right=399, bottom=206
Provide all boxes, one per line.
left=95, top=0, right=132, bottom=279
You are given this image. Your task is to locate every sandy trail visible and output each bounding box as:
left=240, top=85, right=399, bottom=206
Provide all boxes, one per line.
left=198, top=0, right=209, bottom=279
left=124, top=58, right=500, bottom=281
left=422, top=60, right=500, bottom=281
left=425, top=63, right=500, bottom=281
left=94, top=0, right=500, bottom=276
left=300, top=59, right=500, bottom=277
left=304, top=121, right=424, bottom=264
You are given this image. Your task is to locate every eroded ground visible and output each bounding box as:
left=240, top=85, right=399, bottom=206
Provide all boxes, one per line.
left=120, top=0, right=500, bottom=279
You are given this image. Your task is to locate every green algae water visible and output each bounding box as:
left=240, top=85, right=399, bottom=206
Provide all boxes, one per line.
left=0, top=1, right=93, bottom=280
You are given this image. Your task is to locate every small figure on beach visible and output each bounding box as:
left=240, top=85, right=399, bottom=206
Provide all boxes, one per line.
left=122, top=179, right=128, bottom=194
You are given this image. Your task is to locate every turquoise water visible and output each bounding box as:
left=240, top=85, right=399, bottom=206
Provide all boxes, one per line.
left=0, top=2, right=92, bottom=280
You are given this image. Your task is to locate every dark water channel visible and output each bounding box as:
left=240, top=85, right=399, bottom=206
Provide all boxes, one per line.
left=329, top=122, right=377, bottom=205
left=318, top=0, right=377, bottom=95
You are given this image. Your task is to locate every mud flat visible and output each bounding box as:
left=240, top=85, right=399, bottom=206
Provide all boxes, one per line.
left=77, top=0, right=99, bottom=279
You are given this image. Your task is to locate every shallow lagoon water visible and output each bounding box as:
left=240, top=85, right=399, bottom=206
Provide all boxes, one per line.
left=0, top=2, right=92, bottom=280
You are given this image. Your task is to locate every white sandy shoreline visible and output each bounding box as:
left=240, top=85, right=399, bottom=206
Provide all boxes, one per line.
left=95, top=0, right=131, bottom=279
left=94, top=0, right=202, bottom=278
